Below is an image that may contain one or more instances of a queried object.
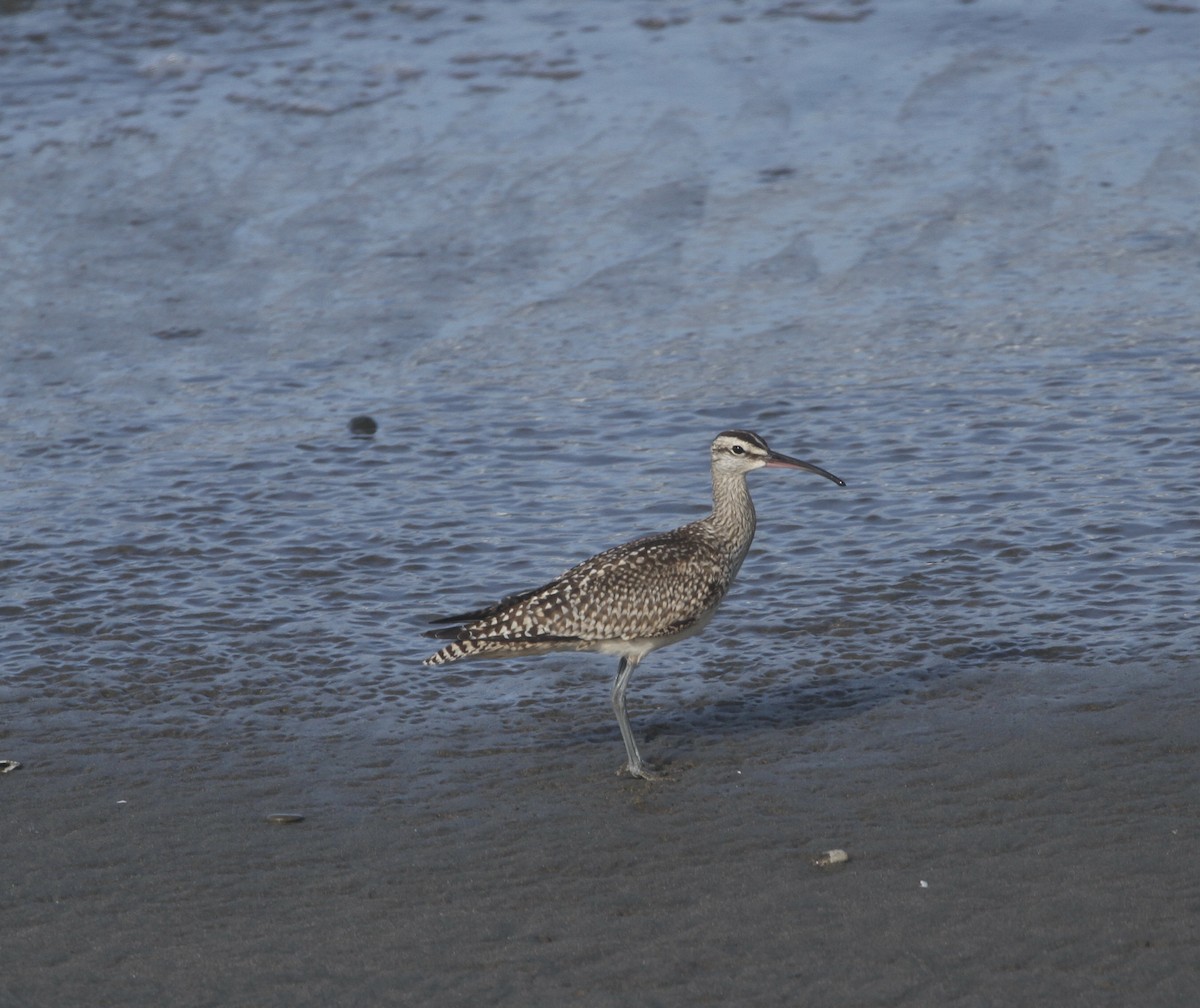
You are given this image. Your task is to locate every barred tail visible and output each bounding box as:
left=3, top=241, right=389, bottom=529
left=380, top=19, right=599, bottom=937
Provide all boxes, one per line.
left=422, top=635, right=580, bottom=666
left=423, top=640, right=473, bottom=666
left=422, top=637, right=540, bottom=666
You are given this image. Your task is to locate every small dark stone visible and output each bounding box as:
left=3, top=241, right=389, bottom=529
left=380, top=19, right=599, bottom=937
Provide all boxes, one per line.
left=349, top=415, right=378, bottom=436
left=153, top=327, right=203, bottom=340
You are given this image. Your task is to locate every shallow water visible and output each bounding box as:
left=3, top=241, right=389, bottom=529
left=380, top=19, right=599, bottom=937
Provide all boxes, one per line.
left=5, top=313, right=1197, bottom=758
left=2, top=0, right=1199, bottom=1004
left=3, top=0, right=1197, bottom=801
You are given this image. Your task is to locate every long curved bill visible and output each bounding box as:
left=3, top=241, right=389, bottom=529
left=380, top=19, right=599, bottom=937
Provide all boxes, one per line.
left=764, top=449, right=846, bottom=487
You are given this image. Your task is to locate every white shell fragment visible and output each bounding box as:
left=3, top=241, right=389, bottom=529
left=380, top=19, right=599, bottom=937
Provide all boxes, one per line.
left=813, top=848, right=850, bottom=867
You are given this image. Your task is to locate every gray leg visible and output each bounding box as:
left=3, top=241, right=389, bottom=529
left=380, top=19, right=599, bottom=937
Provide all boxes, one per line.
left=611, top=656, right=660, bottom=780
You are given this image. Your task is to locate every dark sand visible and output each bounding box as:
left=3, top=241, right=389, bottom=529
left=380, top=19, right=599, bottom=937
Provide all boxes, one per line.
left=5, top=659, right=1197, bottom=1006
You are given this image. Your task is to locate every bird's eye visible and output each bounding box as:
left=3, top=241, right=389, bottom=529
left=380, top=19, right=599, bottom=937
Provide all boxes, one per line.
left=730, top=444, right=745, bottom=455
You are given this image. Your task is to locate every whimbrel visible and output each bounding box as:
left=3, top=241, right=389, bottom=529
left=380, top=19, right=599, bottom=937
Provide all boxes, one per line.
left=423, top=430, right=845, bottom=779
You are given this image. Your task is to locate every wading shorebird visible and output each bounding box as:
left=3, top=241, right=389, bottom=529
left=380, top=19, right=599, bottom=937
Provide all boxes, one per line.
left=423, top=430, right=845, bottom=779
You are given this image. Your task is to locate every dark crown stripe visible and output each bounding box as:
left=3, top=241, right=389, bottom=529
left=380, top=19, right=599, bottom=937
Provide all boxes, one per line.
left=716, top=429, right=768, bottom=451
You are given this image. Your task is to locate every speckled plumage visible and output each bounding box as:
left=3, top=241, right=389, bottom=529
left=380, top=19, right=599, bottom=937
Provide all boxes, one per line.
left=424, top=523, right=742, bottom=662
left=423, top=430, right=845, bottom=779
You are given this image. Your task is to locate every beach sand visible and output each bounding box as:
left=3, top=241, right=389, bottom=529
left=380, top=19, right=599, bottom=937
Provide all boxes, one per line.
left=5, top=658, right=1196, bottom=1006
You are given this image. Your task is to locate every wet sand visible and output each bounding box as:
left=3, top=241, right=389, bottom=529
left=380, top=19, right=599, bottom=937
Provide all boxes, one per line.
left=5, top=657, right=1197, bottom=1006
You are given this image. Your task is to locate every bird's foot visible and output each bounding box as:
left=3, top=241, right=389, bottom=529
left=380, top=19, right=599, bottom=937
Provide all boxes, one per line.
left=618, top=759, right=664, bottom=781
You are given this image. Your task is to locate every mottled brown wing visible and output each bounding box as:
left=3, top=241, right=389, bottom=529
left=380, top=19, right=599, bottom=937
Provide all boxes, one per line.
left=436, top=529, right=728, bottom=645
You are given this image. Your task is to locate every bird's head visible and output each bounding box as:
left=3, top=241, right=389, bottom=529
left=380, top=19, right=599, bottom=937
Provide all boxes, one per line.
left=711, top=430, right=845, bottom=486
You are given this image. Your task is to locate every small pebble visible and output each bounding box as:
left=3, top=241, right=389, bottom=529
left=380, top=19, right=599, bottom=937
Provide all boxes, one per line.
left=0, top=760, right=22, bottom=774
left=265, top=813, right=305, bottom=825
left=813, top=848, right=850, bottom=867
left=349, top=415, right=378, bottom=436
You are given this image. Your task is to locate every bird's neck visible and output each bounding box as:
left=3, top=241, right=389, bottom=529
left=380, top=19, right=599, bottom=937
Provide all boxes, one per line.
left=708, top=468, right=757, bottom=563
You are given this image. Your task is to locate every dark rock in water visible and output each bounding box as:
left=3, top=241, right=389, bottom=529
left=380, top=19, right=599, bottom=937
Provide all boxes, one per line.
left=153, top=328, right=203, bottom=340
left=349, top=415, right=378, bottom=436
